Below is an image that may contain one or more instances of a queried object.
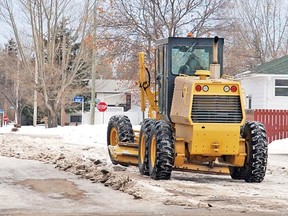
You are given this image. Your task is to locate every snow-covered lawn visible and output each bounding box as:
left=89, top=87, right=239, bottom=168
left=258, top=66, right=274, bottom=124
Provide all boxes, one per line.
left=269, top=138, right=288, bottom=154
left=0, top=124, right=108, bottom=146
left=1, top=123, right=286, bottom=154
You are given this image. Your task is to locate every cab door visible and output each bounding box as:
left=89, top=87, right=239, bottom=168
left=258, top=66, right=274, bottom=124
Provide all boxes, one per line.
left=156, top=45, right=169, bottom=118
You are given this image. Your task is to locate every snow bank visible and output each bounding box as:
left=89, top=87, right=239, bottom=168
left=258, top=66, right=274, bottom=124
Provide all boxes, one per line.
left=269, top=138, right=288, bottom=154
left=0, top=123, right=140, bottom=147
left=3, top=123, right=285, bottom=154
left=0, top=124, right=108, bottom=146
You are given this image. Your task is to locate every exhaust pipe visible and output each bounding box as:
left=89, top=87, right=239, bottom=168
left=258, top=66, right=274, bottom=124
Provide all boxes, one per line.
left=210, top=36, right=220, bottom=79
left=212, top=36, right=219, bottom=64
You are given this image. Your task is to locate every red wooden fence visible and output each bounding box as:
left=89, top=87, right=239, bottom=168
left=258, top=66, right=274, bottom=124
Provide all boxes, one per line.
left=254, top=109, right=288, bottom=143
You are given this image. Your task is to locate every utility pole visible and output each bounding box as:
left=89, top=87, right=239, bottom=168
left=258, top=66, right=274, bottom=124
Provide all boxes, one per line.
left=61, top=16, right=67, bottom=127
left=90, top=0, right=97, bottom=125
left=33, top=57, right=38, bottom=127
left=15, top=56, right=20, bottom=125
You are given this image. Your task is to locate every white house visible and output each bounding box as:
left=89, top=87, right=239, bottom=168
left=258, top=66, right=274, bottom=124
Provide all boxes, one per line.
left=93, top=79, right=136, bottom=110
left=66, top=79, right=143, bottom=125
left=238, top=56, right=288, bottom=110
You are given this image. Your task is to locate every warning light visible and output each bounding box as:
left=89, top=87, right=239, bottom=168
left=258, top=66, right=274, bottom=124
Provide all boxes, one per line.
left=231, top=85, right=237, bottom=92
left=195, top=85, right=202, bottom=92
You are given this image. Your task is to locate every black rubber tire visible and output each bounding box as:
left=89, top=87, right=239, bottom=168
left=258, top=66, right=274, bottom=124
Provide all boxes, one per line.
left=107, top=115, right=135, bottom=165
left=138, top=119, right=156, bottom=176
left=229, top=121, right=268, bottom=182
left=148, top=120, right=175, bottom=180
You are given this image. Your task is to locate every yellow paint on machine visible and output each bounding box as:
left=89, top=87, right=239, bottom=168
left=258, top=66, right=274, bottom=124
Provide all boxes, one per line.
left=138, top=52, right=160, bottom=120
left=108, top=144, right=139, bottom=165
left=175, top=163, right=230, bottom=174
left=109, top=55, right=249, bottom=174
left=190, top=124, right=240, bottom=156
left=170, top=75, right=246, bottom=126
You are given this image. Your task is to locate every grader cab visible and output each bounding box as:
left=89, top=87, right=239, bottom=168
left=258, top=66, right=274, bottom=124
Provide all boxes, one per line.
left=107, top=36, right=268, bottom=183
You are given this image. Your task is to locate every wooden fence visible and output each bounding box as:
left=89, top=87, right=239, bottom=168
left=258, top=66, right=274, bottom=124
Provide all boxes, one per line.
left=254, top=109, right=288, bottom=143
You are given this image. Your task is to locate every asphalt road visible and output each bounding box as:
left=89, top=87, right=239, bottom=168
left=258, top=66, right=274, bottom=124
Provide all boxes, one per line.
left=1, top=155, right=287, bottom=216
left=0, top=156, right=213, bottom=216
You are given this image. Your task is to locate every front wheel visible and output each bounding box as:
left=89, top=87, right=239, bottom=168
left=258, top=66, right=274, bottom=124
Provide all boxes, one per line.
left=148, top=120, right=175, bottom=180
left=107, top=115, right=135, bottom=165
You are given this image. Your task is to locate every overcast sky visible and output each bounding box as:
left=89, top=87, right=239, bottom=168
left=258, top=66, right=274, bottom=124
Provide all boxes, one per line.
left=0, top=23, right=11, bottom=47
left=0, top=0, right=86, bottom=48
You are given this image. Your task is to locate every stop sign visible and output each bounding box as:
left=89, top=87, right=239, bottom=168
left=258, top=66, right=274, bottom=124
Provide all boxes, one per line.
left=96, top=101, right=108, bottom=112
left=3, top=115, right=8, bottom=122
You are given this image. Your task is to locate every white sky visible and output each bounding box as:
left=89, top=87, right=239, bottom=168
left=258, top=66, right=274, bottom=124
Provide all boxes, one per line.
left=0, top=0, right=87, bottom=48
left=0, top=24, right=12, bottom=47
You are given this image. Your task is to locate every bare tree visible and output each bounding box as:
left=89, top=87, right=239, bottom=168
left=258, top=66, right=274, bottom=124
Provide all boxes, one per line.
left=97, top=0, right=227, bottom=79
left=110, top=0, right=226, bottom=38
left=0, top=41, right=34, bottom=125
left=0, top=0, right=93, bottom=127
left=223, top=0, right=288, bottom=73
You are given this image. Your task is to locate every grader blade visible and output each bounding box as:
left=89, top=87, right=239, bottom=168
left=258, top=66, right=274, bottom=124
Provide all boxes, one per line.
left=174, top=162, right=230, bottom=175
left=108, top=142, right=139, bottom=166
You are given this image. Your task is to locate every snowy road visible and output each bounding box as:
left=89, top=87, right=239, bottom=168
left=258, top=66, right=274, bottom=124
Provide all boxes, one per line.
left=0, top=156, right=195, bottom=216
left=0, top=125, right=288, bottom=215
left=0, top=156, right=272, bottom=216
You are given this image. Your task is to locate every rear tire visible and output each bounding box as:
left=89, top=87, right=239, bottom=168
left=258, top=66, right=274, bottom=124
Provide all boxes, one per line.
left=148, top=120, right=175, bottom=180
left=107, top=115, right=135, bottom=165
left=229, top=121, right=268, bottom=182
left=138, top=119, right=156, bottom=176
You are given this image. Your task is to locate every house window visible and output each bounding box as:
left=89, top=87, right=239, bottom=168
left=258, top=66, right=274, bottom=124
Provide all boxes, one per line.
left=70, top=115, right=82, bottom=122
left=275, top=79, right=288, bottom=96
left=126, top=93, right=131, bottom=111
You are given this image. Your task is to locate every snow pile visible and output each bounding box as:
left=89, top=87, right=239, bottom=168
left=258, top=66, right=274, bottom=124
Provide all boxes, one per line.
left=0, top=124, right=108, bottom=146
left=0, top=124, right=112, bottom=164
left=269, top=138, right=288, bottom=154
left=0, top=123, right=142, bottom=146
left=0, top=125, right=134, bottom=195
left=1, top=124, right=287, bottom=155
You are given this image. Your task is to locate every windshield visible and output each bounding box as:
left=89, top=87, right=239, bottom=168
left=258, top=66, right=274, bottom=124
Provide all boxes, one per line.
left=171, top=45, right=212, bottom=75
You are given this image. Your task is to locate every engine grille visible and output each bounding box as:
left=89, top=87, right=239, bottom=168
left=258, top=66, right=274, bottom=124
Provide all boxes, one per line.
left=191, top=95, right=243, bottom=123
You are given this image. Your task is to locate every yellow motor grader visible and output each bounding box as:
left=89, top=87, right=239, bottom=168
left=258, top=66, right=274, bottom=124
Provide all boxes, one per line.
left=107, top=36, right=268, bottom=182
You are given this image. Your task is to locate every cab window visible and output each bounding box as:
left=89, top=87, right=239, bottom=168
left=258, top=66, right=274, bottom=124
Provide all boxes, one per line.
left=171, top=45, right=212, bottom=75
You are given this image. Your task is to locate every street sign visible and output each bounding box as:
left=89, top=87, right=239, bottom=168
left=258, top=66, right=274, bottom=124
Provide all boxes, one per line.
left=96, top=101, right=108, bottom=112
left=73, top=96, right=84, bottom=125
left=3, top=115, right=8, bottom=122
left=73, top=96, right=84, bottom=103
